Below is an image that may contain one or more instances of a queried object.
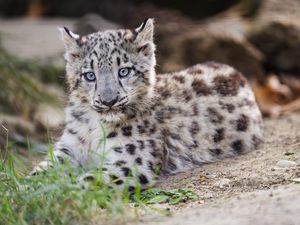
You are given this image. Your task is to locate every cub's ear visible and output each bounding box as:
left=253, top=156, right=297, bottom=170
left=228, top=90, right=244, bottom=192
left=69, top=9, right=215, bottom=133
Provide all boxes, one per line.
left=135, top=18, right=154, bottom=43
left=134, top=19, right=155, bottom=58
left=58, top=27, right=82, bottom=61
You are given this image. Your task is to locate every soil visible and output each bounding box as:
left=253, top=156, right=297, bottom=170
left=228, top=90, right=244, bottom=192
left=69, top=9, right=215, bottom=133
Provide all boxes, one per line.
left=133, top=113, right=300, bottom=225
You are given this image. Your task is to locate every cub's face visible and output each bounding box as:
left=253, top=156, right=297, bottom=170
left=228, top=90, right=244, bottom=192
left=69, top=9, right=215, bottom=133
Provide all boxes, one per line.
left=60, top=19, right=156, bottom=122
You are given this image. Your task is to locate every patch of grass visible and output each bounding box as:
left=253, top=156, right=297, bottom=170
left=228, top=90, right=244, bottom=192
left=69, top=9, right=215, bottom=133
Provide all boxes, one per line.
left=284, top=151, right=294, bottom=156
left=0, top=148, right=198, bottom=225
left=290, top=178, right=300, bottom=184
left=140, top=188, right=197, bottom=205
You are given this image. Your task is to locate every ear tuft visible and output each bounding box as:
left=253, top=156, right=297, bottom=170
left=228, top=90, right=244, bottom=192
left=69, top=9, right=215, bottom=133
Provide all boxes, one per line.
left=58, top=27, right=81, bottom=61
left=135, top=18, right=154, bottom=43
left=58, top=26, right=80, bottom=49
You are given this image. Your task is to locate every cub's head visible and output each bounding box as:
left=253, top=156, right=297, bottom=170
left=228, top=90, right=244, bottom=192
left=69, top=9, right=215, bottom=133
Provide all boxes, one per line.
left=59, top=19, right=156, bottom=122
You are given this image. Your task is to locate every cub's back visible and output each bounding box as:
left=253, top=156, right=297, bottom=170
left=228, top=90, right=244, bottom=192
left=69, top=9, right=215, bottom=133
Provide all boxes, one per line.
left=153, top=62, right=263, bottom=173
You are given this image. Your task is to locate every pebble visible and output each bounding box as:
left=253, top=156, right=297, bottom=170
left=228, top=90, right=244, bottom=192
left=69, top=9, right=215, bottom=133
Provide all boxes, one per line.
left=214, top=178, right=231, bottom=188
left=275, top=160, right=297, bottom=169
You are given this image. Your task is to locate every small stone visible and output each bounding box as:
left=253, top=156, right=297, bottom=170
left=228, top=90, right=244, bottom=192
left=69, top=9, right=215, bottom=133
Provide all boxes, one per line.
left=214, top=178, right=231, bottom=188
left=275, top=160, right=297, bottom=169
left=206, top=173, right=217, bottom=179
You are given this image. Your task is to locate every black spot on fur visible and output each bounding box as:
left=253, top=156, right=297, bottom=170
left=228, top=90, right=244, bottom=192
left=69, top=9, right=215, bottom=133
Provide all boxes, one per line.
left=56, top=155, right=65, bottom=164
left=78, top=136, right=86, bottom=144
left=73, top=79, right=80, bottom=90
left=90, top=59, right=94, bottom=69
left=224, top=104, right=235, bottom=113
left=150, top=151, right=157, bottom=158
left=122, top=126, right=132, bottom=136
left=213, top=128, right=225, bottom=143
left=148, top=139, right=156, bottom=148
left=170, top=132, right=181, bottom=140
left=71, top=111, right=85, bottom=121
left=137, top=140, right=145, bottom=150
left=148, top=161, right=154, bottom=172
left=189, top=121, right=200, bottom=135
left=113, top=147, right=122, bottom=153
left=182, top=90, right=192, bottom=102
left=67, top=129, right=77, bottom=135
left=166, top=159, right=177, bottom=171
left=231, top=140, right=244, bottom=154
left=82, top=175, right=95, bottom=181
left=149, top=124, right=157, bottom=133
left=207, top=107, right=224, bottom=124
left=187, top=140, right=199, bottom=149
left=115, top=179, right=124, bottom=185
left=135, top=157, right=142, bottom=165
left=137, top=125, right=146, bottom=134
left=236, top=114, right=249, bottom=132
left=110, top=174, right=124, bottom=185
left=81, top=98, right=88, bottom=104
left=138, top=174, right=149, bottom=184
left=191, top=79, right=212, bottom=96
left=128, top=186, right=135, bottom=192
left=156, top=87, right=171, bottom=99
left=107, top=131, right=118, bottom=138
left=192, top=103, right=199, bottom=116
left=60, top=148, right=72, bottom=156
left=213, top=72, right=247, bottom=96
left=121, top=167, right=131, bottom=177
left=148, top=140, right=159, bottom=157
left=117, top=57, right=121, bottom=66
left=126, top=144, right=136, bottom=155
left=173, top=75, right=185, bottom=83
left=114, top=160, right=126, bottom=167
left=209, top=148, right=222, bottom=155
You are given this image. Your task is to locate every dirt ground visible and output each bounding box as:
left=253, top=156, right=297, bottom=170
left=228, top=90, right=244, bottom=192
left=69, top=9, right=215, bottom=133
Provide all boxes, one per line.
left=133, top=113, right=300, bottom=225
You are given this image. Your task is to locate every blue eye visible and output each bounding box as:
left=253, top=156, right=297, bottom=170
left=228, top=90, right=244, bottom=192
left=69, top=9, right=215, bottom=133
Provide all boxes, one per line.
left=118, top=68, right=131, bottom=78
left=82, top=72, right=96, bottom=82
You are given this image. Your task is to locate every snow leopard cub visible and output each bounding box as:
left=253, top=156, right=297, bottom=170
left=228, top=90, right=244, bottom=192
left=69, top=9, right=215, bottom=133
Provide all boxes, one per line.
left=32, top=19, right=263, bottom=190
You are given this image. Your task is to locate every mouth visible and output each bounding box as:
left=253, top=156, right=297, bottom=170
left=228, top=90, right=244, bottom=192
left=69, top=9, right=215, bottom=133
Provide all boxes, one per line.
left=92, top=106, right=125, bottom=115
left=92, top=107, right=125, bottom=123
left=92, top=99, right=129, bottom=114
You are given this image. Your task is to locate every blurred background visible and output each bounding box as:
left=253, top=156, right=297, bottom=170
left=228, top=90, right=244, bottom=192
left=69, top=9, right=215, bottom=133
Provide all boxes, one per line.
left=1, top=0, right=300, bottom=166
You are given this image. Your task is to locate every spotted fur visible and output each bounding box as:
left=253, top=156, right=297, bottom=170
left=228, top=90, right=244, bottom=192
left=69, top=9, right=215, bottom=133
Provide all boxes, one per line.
left=32, top=19, right=263, bottom=190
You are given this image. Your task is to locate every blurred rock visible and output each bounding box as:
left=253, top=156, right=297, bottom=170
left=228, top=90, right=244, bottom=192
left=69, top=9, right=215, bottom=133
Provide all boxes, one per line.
left=33, top=103, right=64, bottom=132
left=156, top=24, right=264, bottom=78
left=0, top=115, right=35, bottom=149
left=213, top=178, right=231, bottom=188
left=0, top=19, right=74, bottom=60
left=249, top=20, right=300, bottom=75
left=256, top=0, right=300, bottom=20
left=247, top=0, right=300, bottom=76
left=74, top=14, right=121, bottom=36
left=274, top=160, right=297, bottom=169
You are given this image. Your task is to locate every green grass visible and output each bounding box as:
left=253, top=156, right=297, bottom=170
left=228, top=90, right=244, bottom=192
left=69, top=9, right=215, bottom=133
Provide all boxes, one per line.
left=0, top=145, right=197, bottom=225
left=290, top=178, right=300, bottom=184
